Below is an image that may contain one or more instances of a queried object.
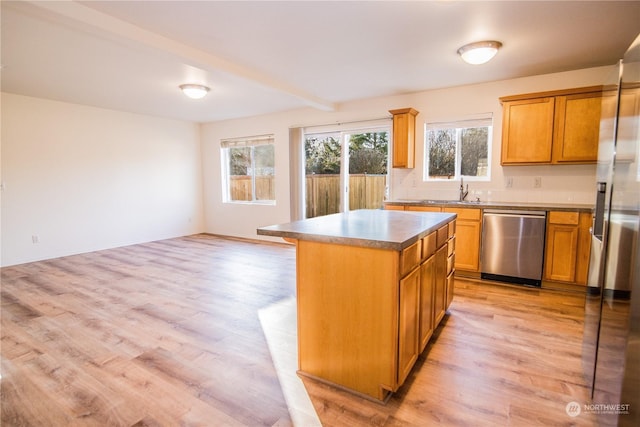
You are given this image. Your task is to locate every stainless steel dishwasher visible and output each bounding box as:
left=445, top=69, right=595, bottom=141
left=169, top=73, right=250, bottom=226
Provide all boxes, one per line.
left=481, top=209, right=546, bottom=287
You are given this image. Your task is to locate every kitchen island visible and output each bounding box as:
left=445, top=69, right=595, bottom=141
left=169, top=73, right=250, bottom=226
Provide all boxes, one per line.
left=258, top=209, right=456, bottom=401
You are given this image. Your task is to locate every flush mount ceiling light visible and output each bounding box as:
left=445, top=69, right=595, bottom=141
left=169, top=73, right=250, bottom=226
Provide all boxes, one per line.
left=179, top=84, right=210, bottom=99
left=457, top=40, right=503, bottom=65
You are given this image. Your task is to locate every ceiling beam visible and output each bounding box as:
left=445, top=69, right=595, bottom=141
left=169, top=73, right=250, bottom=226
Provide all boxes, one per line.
left=24, top=0, right=336, bottom=112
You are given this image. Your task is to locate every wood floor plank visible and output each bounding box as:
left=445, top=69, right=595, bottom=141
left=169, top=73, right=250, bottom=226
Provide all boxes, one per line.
left=1, top=234, right=602, bottom=426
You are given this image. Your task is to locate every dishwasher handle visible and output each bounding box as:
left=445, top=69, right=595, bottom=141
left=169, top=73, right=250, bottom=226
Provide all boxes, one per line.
left=483, top=209, right=546, bottom=218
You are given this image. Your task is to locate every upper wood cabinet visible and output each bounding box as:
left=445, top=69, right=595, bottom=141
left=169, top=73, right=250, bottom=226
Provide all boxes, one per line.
left=501, top=97, right=555, bottom=164
left=500, top=86, right=603, bottom=165
left=553, top=91, right=602, bottom=163
left=390, top=108, right=419, bottom=168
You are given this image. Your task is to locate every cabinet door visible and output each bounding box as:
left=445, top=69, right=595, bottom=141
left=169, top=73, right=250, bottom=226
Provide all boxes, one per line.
left=446, top=271, right=455, bottom=310
left=390, top=108, right=418, bottom=168
left=450, top=221, right=480, bottom=271
left=443, top=208, right=481, bottom=272
left=575, top=212, right=594, bottom=286
left=501, top=97, right=555, bottom=164
left=419, top=256, right=435, bottom=352
left=553, top=92, right=601, bottom=163
left=544, top=224, right=579, bottom=282
left=398, top=267, right=420, bottom=386
left=433, top=245, right=448, bottom=326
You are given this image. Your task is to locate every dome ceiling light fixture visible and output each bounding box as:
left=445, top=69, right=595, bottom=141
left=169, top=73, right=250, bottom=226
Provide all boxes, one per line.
left=457, top=40, right=503, bottom=65
left=179, top=84, right=210, bottom=99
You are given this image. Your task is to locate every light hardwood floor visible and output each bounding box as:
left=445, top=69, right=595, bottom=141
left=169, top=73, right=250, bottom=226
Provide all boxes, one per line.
left=1, top=234, right=598, bottom=426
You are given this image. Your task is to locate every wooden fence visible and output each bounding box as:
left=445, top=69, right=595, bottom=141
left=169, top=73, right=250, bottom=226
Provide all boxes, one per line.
left=306, top=174, right=387, bottom=218
left=230, top=174, right=387, bottom=218
left=229, top=176, right=275, bottom=201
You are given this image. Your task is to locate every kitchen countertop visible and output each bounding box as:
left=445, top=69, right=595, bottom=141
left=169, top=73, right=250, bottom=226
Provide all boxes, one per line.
left=257, top=209, right=456, bottom=251
left=386, top=199, right=594, bottom=213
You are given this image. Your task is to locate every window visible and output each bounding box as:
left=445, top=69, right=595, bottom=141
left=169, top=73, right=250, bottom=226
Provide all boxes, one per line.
left=221, top=134, right=275, bottom=203
left=424, top=117, right=492, bottom=181
left=303, top=126, right=389, bottom=218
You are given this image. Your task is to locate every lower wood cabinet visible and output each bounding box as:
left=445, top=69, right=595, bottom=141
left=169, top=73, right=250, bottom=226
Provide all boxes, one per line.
left=433, top=243, right=448, bottom=326
left=295, top=220, right=455, bottom=401
left=398, top=267, right=420, bottom=386
left=390, top=203, right=592, bottom=286
left=443, top=207, right=481, bottom=272
left=544, top=211, right=592, bottom=284
left=419, top=254, right=435, bottom=352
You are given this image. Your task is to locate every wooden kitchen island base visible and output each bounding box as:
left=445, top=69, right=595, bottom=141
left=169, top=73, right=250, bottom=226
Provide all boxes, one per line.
left=258, top=209, right=456, bottom=401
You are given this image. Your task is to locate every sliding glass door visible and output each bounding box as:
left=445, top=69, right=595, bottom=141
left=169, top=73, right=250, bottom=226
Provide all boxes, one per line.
left=304, top=128, right=389, bottom=219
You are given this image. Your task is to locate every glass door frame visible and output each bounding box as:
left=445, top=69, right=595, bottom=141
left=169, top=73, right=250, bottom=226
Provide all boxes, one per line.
left=302, top=125, right=391, bottom=219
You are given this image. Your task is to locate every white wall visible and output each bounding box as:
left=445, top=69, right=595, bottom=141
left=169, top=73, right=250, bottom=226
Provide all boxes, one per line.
left=1, top=66, right=615, bottom=264
left=1, top=93, right=204, bottom=266
left=202, top=65, right=614, bottom=241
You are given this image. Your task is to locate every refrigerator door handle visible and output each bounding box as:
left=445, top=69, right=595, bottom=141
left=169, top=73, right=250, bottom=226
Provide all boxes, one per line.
left=593, top=181, right=607, bottom=240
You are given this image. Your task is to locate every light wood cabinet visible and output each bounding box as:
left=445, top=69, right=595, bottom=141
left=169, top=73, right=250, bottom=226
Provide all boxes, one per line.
left=294, top=218, right=455, bottom=401
left=553, top=92, right=602, bottom=163
left=443, top=207, right=481, bottom=272
left=433, top=244, right=448, bottom=326
left=398, top=267, right=420, bottom=386
left=419, top=254, right=435, bottom=352
left=390, top=108, right=419, bottom=168
left=500, top=86, right=603, bottom=165
left=403, top=205, right=480, bottom=273
left=501, top=97, right=555, bottom=164
left=384, top=204, right=406, bottom=211
left=406, top=205, right=442, bottom=212
left=544, top=211, right=592, bottom=284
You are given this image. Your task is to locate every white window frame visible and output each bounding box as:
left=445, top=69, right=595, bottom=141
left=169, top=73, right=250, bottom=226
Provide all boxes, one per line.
left=221, top=134, right=275, bottom=205
left=302, top=121, right=391, bottom=217
left=424, top=115, right=493, bottom=182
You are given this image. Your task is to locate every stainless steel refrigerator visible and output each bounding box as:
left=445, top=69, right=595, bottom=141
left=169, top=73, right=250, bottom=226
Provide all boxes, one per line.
left=583, top=33, right=640, bottom=426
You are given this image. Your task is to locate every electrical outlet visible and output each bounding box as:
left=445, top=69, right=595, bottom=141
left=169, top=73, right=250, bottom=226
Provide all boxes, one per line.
left=534, top=177, right=542, bottom=188
left=505, top=177, right=513, bottom=188
left=32, top=235, right=39, bottom=244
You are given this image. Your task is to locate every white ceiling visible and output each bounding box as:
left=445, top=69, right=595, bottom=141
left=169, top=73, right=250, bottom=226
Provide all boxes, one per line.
left=2, top=1, right=639, bottom=123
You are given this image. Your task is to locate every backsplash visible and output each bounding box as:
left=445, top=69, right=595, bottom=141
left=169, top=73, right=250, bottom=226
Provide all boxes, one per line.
left=390, top=167, right=596, bottom=206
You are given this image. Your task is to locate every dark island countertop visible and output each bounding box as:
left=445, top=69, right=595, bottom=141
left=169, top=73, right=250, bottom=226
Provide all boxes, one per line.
left=385, top=199, right=593, bottom=213
left=257, top=209, right=456, bottom=251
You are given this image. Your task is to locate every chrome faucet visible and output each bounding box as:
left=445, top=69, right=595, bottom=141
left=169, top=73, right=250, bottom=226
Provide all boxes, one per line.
left=459, top=177, right=469, bottom=201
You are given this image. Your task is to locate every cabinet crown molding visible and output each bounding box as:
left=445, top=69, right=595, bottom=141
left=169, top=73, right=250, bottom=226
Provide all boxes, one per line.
left=499, top=85, right=604, bottom=103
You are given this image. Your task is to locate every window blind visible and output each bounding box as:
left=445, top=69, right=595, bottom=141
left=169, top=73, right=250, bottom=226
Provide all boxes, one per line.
left=426, top=113, right=493, bottom=130
left=221, top=134, right=274, bottom=148
left=303, top=118, right=390, bottom=135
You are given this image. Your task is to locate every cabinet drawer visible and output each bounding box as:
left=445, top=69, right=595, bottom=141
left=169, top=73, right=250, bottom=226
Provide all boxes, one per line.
left=422, top=231, right=437, bottom=260
left=443, top=208, right=481, bottom=221
left=548, top=211, right=579, bottom=225
left=436, top=225, right=449, bottom=248
left=384, top=204, right=405, bottom=211
left=447, top=236, right=455, bottom=257
left=447, top=253, right=455, bottom=275
left=400, top=240, right=421, bottom=277
left=407, top=205, right=442, bottom=212
left=448, top=220, right=456, bottom=238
